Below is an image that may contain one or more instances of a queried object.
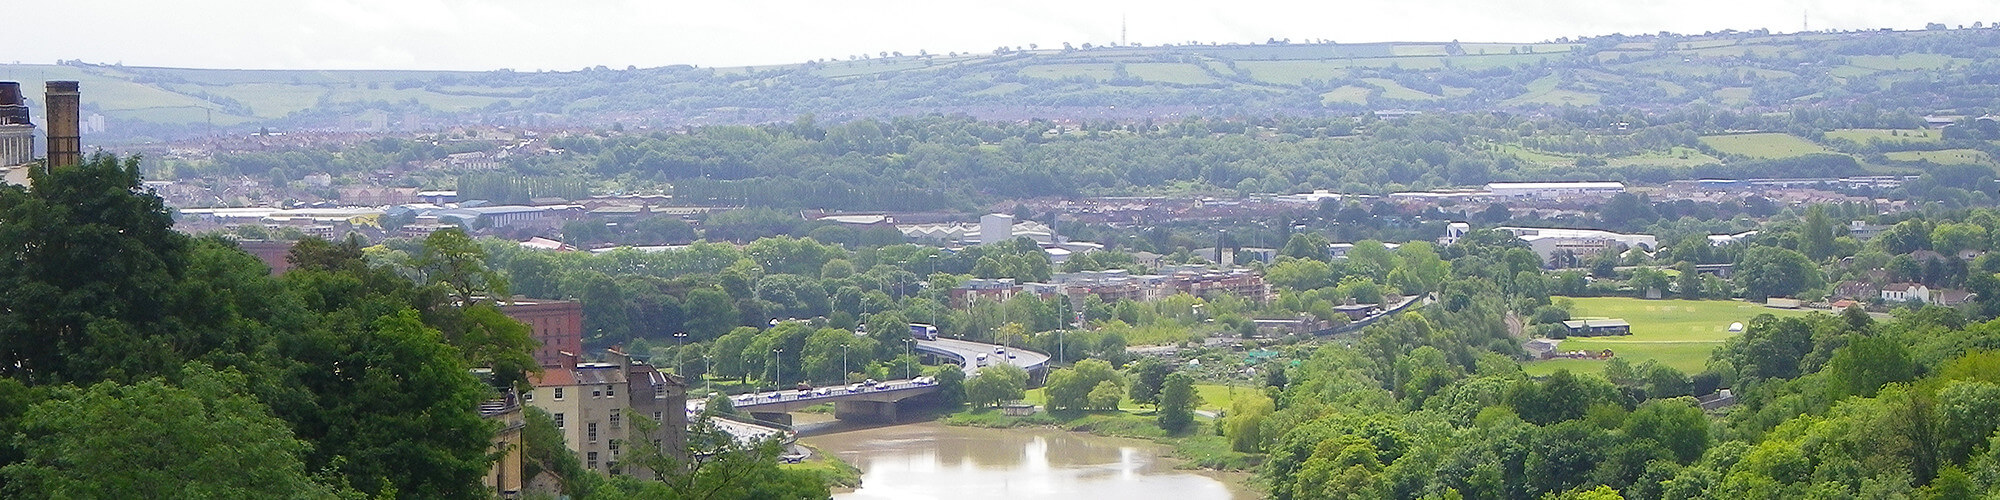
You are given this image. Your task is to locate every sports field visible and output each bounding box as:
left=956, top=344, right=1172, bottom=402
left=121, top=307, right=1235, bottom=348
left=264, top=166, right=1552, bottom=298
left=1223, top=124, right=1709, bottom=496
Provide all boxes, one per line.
left=1524, top=298, right=1814, bottom=376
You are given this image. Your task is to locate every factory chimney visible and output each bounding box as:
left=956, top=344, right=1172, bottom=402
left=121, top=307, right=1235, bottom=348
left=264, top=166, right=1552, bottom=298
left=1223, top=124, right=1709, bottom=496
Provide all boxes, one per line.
left=44, top=81, right=80, bottom=168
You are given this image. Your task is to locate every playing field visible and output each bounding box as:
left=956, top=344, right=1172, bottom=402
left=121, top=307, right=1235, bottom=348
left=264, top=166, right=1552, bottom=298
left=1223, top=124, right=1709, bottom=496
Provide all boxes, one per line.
left=1524, top=298, right=1815, bottom=376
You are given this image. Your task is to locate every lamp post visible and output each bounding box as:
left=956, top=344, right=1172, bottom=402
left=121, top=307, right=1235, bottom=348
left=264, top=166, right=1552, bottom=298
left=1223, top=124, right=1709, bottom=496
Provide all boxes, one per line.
left=772, top=348, right=784, bottom=392
left=841, top=344, right=850, bottom=382
left=672, top=332, right=689, bottom=375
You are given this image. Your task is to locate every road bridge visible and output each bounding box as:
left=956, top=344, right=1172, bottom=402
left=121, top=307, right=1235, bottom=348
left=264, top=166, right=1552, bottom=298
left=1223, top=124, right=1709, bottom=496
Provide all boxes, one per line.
left=689, top=338, right=1049, bottom=432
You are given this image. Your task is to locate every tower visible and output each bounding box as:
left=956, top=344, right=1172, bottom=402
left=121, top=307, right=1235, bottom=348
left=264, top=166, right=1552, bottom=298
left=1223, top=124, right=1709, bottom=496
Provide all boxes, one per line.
left=0, top=82, right=32, bottom=168
left=44, top=81, right=80, bottom=169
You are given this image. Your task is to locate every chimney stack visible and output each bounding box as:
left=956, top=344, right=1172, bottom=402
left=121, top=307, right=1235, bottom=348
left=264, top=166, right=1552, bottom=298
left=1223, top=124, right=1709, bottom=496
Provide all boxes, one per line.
left=44, top=81, right=80, bottom=168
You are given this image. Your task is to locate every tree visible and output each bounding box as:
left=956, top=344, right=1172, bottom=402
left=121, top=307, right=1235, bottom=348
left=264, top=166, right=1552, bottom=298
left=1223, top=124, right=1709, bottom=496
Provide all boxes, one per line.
left=1157, top=372, right=1197, bottom=432
left=281, top=310, right=496, bottom=499
left=415, top=227, right=506, bottom=304
left=1045, top=359, right=1122, bottom=411
left=1127, top=357, right=1175, bottom=407
left=1736, top=246, right=1821, bottom=300
left=965, top=364, right=1027, bottom=408
left=1221, top=391, right=1274, bottom=452
left=1824, top=334, right=1914, bottom=399
left=0, top=153, right=195, bottom=384
left=522, top=406, right=597, bottom=497
left=1622, top=400, right=1710, bottom=463
left=1087, top=380, right=1124, bottom=411
left=930, top=364, right=966, bottom=407
left=1802, top=204, right=1835, bottom=261
left=0, top=364, right=346, bottom=499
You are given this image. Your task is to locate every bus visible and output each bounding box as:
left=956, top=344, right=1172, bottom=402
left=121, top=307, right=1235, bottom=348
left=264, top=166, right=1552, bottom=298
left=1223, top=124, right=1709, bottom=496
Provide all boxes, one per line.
left=909, top=323, right=939, bottom=341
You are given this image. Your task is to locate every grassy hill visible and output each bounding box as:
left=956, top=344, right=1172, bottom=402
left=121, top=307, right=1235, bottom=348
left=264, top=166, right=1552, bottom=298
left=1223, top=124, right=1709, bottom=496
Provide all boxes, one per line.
left=10, top=27, right=2000, bottom=145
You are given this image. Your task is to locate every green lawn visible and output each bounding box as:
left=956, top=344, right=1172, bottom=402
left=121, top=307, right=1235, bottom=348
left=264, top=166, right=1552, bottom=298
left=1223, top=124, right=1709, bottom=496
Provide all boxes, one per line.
left=1699, top=133, right=1831, bottom=159
left=1604, top=147, right=1722, bottom=168
left=1886, top=149, right=1994, bottom=165
left=1362, top=78, right=1440, bottom=100
left=1192, top=383, right=1251, bottom=412
left=1320, top=86, right=1371, bottom=105
left=1524, top=298, right=1815, bottom=376
left=1125, top=63, right=1217, bottom=85
left=1501, top=75, right=1602, bottom=106
left=1825, top=128, right=1941, bottom=144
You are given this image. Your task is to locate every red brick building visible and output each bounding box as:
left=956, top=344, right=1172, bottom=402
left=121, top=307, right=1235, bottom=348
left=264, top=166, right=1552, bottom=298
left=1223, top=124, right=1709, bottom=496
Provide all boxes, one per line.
left=500, top=298, right=585, bottom=368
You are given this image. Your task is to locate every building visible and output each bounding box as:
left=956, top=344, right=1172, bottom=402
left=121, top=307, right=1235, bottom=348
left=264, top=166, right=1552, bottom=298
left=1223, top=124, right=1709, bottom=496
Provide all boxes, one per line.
left=1439, top=222, right=1470, bottom=246
left=499, top=298, right=585, bottom=368
left=236, top=239, right=297, bottom=275
left=1485, top=181, right=1625, bottom=199
left=0, top=82, right=32, bottom=179
left=1498, top=227, right=1657, bottom=267
left=525, top=349, right=684, bottom=479
left=479, top=389, right=527, bottom=498
left=951, top=278, right=1021, bottom=308
left=979, top=213, right=1015, bottom=246
left=1560, top=318, right=1632, bottom=337
left=1881, top=283, right=1932, bottom=304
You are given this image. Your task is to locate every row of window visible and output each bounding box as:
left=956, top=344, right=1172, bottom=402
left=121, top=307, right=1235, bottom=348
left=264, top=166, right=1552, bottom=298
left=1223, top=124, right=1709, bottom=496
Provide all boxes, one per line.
left=525, top=384, right=621, bottom=402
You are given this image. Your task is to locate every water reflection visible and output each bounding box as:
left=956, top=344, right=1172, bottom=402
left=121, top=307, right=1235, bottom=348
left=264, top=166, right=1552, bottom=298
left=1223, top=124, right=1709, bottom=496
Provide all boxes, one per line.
left=806, top=423, right=1243, bottom=500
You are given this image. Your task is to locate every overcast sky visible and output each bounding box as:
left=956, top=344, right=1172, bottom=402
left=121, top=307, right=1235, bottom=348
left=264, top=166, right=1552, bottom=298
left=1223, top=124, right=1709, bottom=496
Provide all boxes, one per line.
left=12, top=0, right=2000, bottom=71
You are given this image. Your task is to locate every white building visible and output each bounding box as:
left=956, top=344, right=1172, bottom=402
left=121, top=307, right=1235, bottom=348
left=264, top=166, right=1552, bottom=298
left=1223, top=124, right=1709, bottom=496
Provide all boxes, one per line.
left=1498, top=227, right=1657, bottom=267
left=1881, top=283, right=1931, bottom=304
left=979, top=214, right=1015, bottom=246
left=1485, top=182, right=1625, bottom=199
left=1439, top=222, right=1471, bottom=246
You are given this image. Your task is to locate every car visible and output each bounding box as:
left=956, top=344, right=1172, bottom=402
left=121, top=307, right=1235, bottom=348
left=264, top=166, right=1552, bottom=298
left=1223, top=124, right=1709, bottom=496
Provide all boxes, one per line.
left=734, top=395, right=753, bottom=403
left=976, top=353, right=988, bottom=362
left=847, top=383, right=864, bottom=392
left=995, top=347, right=1006, bottom=354
left=814, top=387, right=831, bottom=395
left=1007, top=353, right=1017, bottom=359
left=913, top=376, right=934, bottom=385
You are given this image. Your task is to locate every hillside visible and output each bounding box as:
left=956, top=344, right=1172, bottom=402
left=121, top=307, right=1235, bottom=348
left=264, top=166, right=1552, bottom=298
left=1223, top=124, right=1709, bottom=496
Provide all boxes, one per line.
left=8, top=27, right=2000, bottom=142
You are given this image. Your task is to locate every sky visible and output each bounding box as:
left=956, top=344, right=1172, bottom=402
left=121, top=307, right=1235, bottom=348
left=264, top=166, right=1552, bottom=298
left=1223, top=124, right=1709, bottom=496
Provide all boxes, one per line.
left=11, top=0, right=2000, bottom=71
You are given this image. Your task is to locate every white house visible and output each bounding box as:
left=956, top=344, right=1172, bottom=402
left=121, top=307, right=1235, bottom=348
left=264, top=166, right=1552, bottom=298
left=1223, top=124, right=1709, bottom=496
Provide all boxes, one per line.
left=1497, top=227, right=1657, bottom=267
left=1881, top=282, right=1932, bottom=304
left=1485, top=182, right=1625, bottom=199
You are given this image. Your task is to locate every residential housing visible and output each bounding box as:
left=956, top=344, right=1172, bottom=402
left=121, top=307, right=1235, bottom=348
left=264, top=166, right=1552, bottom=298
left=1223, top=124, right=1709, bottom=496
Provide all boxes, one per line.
left=525, top=349, right=684, bottom=480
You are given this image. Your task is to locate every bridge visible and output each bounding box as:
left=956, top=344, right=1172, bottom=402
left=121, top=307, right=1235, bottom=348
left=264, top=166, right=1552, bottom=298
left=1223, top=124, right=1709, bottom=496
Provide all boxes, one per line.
left=689, top=338, right=1050, bottom=428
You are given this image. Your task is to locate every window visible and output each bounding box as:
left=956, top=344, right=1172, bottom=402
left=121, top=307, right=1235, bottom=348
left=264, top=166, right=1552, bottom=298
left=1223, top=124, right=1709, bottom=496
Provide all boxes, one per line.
left=654, top=383, right=666, bottom=399
left=554, top=387, right=565, bottom=400
left=592, top=387, right=601, bottom=398
left=606, top=384, right=616, bottom=397
left=587, top=452, right=598, bottom=470
left=610, top=409, right=621, bottom=429
left=587, top=422, right=598, bottom=443
left=523, top=390, right=533, bottom=401
left=553, top=413, right=565, bottom=429
left=609, top=439, right=621, bottom=456
left=653, top=411, right=663, bottom=423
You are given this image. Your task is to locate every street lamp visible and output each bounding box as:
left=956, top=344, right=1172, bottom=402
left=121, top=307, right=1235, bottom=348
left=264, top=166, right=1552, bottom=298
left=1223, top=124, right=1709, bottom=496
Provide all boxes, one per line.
left=672, top=332, right=689, bottom=376
left=772, top=348, right=784, bottom=392
left=841, top=344, right=850, bottom=383
left=901, top=338, right=914, bottom=380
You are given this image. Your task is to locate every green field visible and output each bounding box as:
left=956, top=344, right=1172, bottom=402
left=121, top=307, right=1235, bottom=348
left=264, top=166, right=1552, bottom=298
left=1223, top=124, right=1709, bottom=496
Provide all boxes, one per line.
left=1604, top=147, right=1723, bottom=168
left=1019, top=63, right=1115, bottom=81
left=1501, top=75, right=1602, bottom=106
left=1886, top=149, right=1994, bottom=165
left=1362, top=78, right=1440, bottom=100
left=1238, top=60, right=1349, bottom=85
left=1125, top=63, right=1217, bottom=85
left=1525, top=298, right=1814, bottom=376
left=1848, top=54, right=1960, bottom=71
left=1825, top=128, right=1942, bottom=144
left=1699, top=133, right=1831, bottom=159
left=1320, top=86, right=1371, bottom=105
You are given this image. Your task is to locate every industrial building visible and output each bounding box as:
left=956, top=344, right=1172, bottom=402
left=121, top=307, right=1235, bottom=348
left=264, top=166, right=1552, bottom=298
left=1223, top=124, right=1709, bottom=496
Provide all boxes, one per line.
left=1484, top=181, right=1625, bottom=199
left=1497, top=226, right=1657, bottom=267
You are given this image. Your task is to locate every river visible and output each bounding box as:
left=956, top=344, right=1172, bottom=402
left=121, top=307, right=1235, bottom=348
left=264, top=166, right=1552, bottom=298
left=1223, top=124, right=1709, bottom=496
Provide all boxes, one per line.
left=800, top=419, right=1254, bottom=500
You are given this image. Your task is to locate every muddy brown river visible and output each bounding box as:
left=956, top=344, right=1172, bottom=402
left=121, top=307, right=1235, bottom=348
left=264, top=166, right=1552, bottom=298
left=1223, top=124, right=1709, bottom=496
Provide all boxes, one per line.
left=800, top=420, right=1254, bottom=500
